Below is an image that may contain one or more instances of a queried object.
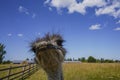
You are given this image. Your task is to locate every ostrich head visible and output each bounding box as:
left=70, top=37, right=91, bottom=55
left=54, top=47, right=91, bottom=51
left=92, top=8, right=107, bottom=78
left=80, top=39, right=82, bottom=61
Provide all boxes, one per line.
left=30, top=33, right=66, bottom=80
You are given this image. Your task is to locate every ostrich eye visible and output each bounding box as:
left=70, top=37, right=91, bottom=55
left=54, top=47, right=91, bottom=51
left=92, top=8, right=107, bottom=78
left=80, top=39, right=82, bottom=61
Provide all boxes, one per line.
left=56, top=40, right=63, bottom=46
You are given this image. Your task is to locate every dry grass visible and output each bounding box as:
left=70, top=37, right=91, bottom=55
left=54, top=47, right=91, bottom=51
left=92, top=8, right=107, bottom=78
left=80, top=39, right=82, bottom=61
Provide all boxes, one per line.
left=0, top=64, right=22, bottom=78
left=0, top=63, right=120, bottom=80
left=27, top=63, right=120, bottom=80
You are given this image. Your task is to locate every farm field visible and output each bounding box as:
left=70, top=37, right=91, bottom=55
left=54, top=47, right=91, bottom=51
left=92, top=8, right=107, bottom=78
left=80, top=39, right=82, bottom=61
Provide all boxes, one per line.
left=0, top=63, right=120, bottom=80
left=26, top=63, right=120, bottom=80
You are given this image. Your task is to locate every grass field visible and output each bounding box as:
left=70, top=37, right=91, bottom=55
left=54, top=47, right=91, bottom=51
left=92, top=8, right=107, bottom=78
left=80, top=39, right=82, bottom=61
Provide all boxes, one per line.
left=26, top=63, right=120, bottom=80
left=0, top=63, right=120, bottom=80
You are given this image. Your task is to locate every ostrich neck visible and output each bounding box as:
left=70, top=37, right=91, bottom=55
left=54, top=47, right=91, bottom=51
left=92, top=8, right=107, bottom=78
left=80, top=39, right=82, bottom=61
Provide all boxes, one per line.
left=47, top=64, right=64, bottom=80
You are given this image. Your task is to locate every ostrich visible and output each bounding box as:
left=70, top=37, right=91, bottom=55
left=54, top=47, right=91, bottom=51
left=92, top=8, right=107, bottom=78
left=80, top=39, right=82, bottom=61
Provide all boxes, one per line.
left=30, top=33, right=66, bottom=80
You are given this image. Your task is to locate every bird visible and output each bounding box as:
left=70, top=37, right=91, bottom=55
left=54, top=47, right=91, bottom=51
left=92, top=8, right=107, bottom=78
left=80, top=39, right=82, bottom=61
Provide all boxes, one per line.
left=30, top=33, right=66, bottom=80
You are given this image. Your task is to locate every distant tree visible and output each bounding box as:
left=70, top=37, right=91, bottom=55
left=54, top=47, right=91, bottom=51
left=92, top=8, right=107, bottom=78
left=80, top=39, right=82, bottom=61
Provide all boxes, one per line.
left=26, top=58, right=29, bottom=61
left=73, top=58, right=78, bottom=61
left=78, top=58, right=81, bottom=61
left=96, top=59, right=100, bottom=63
left=66, top=58, right=72, bottom=61
left=100, top=58, right=105, bottom=63
left=65, top=57, right=119, bottom=63
left=0, top=43, right=6, bottom=64
left=104, top=59, right=114, bottom=63
left=3, top=60, right=12, bottom=64
left=31, top=59, right=33, bottom=61
left=115, top=60, right=120, bottom=63
left=87, top=56, right=96, bottom=63
left=81, top=57, right=86, bottom=62
left=69, top=58, right=72, bottom=61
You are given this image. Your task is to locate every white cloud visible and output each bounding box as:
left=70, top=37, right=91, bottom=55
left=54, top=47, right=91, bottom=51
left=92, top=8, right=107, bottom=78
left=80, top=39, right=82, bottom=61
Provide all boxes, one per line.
left=116, top=20, right=120, bottom=24
left=95, top=0, right=120, bottom=18
left=48, top=7, right=52, bottom=11
left=38, top=33, right=41, bottom=35
left=32, top=13, right=36, bottom=18
left=82, top=0, right=106, bottom=7
left=45, top=0, right=106, bottom=15
left=17, top=34, right=23, bottom=37
left=114, top=27, right=120, bottom=31
left=89, top=24, right=101, bottom=30
left=8, top=33, right=12, bottom=36
left=45, top=0, right=120, bottom=18
left=18, top=6, right=29, bottom=15
left=44, top=0, right=51, bottom=4
left=18, top=6, right=37, bottom=18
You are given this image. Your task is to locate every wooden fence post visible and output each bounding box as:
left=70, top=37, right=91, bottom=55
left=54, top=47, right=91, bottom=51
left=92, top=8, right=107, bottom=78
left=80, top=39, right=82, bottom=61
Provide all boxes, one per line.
left=22, top=65, right=25, bottom=79
left=34, top=64, right=35, bottom=71
left=34, top=64, right=36, bottom=71
left=32, top=64, right=35, bottom=72
left=7, top=66, right=12, bottom=80
left=32, top=64, right=34, bottom=71
left=28, top=64, right=31, bottom=75
left=36, top=64, right=38, bottom=71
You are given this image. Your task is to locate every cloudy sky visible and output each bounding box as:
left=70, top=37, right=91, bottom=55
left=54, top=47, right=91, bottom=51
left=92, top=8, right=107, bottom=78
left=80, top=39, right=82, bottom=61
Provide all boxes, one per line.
left=0, top=0, right=120, bottom=60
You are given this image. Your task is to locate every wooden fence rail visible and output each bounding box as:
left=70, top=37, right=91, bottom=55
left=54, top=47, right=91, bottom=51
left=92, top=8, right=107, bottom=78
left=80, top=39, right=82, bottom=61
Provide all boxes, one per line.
left=0, top=64, right=38, bottom=80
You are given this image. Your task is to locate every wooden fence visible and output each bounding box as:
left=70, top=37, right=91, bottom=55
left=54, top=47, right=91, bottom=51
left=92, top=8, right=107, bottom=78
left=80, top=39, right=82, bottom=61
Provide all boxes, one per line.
left=0, top=64, right=38, bottom=80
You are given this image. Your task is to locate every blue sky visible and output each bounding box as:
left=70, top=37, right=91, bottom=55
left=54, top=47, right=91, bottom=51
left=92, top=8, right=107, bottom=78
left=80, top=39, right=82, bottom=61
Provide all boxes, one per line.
left=0, top=0, right=120, bottom=61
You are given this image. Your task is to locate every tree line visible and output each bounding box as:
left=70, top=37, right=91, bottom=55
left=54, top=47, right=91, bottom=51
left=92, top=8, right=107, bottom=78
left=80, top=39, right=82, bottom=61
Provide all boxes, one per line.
left=0, top=43, right=7, bottom=64
left=65, top=56, right=120, bottom=63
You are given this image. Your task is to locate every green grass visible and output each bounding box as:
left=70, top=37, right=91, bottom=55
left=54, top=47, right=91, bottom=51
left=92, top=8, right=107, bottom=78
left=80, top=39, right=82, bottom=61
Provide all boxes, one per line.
left=26, top=63, right=120, bottom=80
left=0, top=63, right=120, bottom=80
